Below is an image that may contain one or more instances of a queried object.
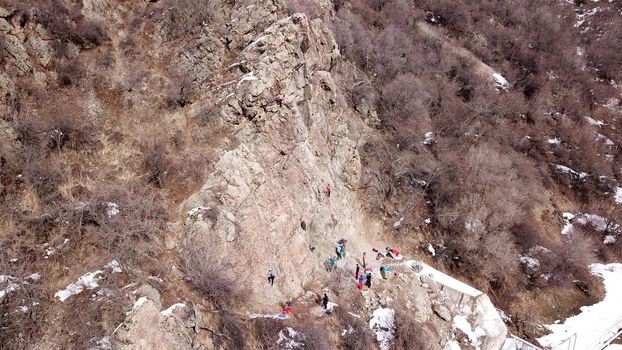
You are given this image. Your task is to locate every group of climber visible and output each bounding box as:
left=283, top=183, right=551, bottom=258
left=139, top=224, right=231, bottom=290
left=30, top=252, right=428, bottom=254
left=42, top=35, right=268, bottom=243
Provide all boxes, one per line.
left=323, top=239, right=347, bottom=272
left=262, top=180, right=405, bottom=319
left=355, top=263, right=373, bottom=289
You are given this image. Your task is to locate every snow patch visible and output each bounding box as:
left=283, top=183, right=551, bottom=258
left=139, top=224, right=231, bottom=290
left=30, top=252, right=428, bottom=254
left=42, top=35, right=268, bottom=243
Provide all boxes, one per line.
left=0, top=273, right=42, bottom=301
left=561, top=212, right=618, bottom=236
left=55, top=270, right=103, bottom=302
left=405, top=260, right=482, bottom=297
left=553, top=164, right=588, bottom=180
left=45, top=238, right=70, bottom=258
left=537, top=264, right=622, bottom=350
left=236, top=72, right=258, bottom=89
left=105, top=260, right=122, bottom=273
left=161, top=303, right=187, bottom=316
left=465, top=219, right=486, bottom=235
left=604, top=235, right=616, bottom=245
left=492, top=73, right=509, bottom=90
left=27, top=273, right=42, bottom=281
left=561, top=212, right=575, bottom=235
left=576, top=47, right=585, bottom=56
left=574, top=213, right=610, bottom=232
left=276, top=327, right=303, bottom=349
left=249, top=313, right=285, bottom=319
left=585, top=116, right=605, bottom=126
left=423, top=131, right=435, bottom=145
left=519, top=256, right=540, bottom=269
left=341, top=325, right=354, bottom=337
left=130, top=297, right=148, bottom=313
left=453, top=315, right=486, bottom=349
left=575, top=7, right=602, bottom=28
left=614, top=187, right=622, bottom=204
left=186, top=206, right=213, bottom=223
left=596, top=132, right=615, bottom=146
left=89, top=336, right=112, bottom=350
left=105, top=202, right=119, bottom=218
left=369, top=308, right=395, bottom=350
left=0, top=278, right=19, bottom=301
left=496, top=308, right=512, bottom=323
left=427, top=243, right=436, bottom=256
left=393, top=217, right=404, bottom=229
left=445, top=340, right=461, bottom=350
left=547, top=138, right=562, bottom=145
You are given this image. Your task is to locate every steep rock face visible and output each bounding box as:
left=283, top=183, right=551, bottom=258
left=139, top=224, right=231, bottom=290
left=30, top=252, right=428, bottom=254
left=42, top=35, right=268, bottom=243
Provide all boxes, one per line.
left=181, top=13, right=371, bottom=307
left=113, top=286, right=193, bottom=350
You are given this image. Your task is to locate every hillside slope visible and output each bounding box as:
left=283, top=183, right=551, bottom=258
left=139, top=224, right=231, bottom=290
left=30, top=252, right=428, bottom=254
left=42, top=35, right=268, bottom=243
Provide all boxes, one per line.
left=1, top=0, right=622, bottom=349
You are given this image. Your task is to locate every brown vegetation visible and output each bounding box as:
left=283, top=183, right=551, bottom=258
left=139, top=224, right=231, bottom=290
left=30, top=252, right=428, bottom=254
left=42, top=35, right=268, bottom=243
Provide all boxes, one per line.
left=393, top=309, right=436, bottom=350
left=335, top=306, right=376, bottom=350
left=182, top=234, right=249, bottom=309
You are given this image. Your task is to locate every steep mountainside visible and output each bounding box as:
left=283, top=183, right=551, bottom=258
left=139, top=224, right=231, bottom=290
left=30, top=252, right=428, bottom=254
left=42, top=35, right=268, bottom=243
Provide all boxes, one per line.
left=1, top=0, right=622, bottom=349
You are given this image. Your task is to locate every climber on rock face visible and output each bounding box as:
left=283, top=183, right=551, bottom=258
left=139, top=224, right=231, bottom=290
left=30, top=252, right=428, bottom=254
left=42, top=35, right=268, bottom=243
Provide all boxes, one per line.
left=362, top=252, right=366, bottom=268
left=267, top=268, right=276, bottom=286
left=275, top=94, right=284, bottom=107
left=282, top=301, right=294, bottom=318
left=355, top=263, right=360, bottom=279
left=358, top=274, right=365, bottom=289
left=326, top=183, right=332, bottom=198
left=322, top=289, right=330, bottom=309
left=365, top=271, right=372, bottom=288
left=325, top=256, right=336, bottom=272
left=336, top=243, right=346, bottom=259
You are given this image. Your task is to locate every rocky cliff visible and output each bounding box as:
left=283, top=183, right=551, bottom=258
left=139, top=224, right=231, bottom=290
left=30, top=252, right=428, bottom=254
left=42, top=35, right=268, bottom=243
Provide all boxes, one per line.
left=179, top=11, right=373, bottom=307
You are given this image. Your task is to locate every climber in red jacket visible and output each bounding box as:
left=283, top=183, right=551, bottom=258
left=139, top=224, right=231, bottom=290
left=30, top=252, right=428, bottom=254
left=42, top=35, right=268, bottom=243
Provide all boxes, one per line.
left=282, top=301, right=294, bottom=318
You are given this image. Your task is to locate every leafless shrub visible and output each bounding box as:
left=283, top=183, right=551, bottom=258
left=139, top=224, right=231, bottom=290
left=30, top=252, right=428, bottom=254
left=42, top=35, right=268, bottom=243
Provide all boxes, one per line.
left=216, top=312, right=247, bottom=349
left=74, top=18, right=106, bottom=48
left=296, top=320, right=331, bottom=350
left=22, top=155, right=65, bottom=205
left=195, top=105, right=221, bottom=126
left=0, top=275, right=50, bottom=350
left=8, top=1, right=106, bottom=50
left=335, top=307, right=375, bottom=350
left=159, top=0, right=215, bottom=40
left=0, top=34, right=6, bottom=65
left=144, top=141, right=173, bottom=188
left=182, top=235, right=249, bottom=309
left=393, top=309, right=435, bottom=350
left=421, top=0, right=472, bottom=33
left=44, top=108, right=97, bottom=152
left=285, top=0, right=322, bottom=18
left=541, top=230, right=598, bottom=287
left=434, top=143, right=543, bottom=236
left=78, top=185, right=169, bottom=265
left=254, top=318, right=285, bottom=345
left=379, top=73, right=430, bottom=132
left=9, top=101, right=97, bottom=153
left=164, top=79, right=192, bottom=108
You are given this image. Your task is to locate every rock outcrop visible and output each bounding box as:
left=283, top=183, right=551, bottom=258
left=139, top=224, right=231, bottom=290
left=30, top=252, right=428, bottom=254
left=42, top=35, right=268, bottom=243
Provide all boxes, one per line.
left=181, top=12, right=374, bottom=307
left=113, top=285, right=193, bottom=350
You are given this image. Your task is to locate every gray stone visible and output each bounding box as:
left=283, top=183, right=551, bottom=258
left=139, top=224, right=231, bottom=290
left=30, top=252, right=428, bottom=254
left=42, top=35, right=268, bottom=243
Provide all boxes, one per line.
left=432, top=302, right=452, bottom=322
